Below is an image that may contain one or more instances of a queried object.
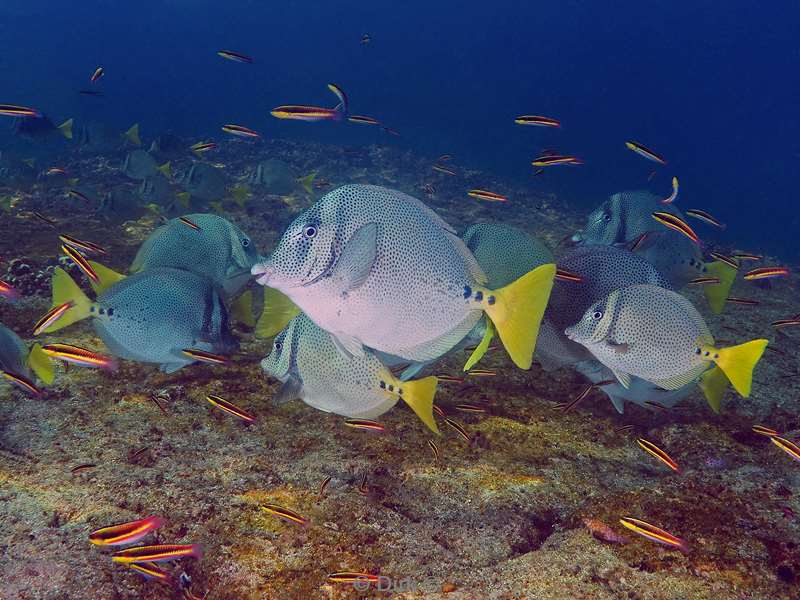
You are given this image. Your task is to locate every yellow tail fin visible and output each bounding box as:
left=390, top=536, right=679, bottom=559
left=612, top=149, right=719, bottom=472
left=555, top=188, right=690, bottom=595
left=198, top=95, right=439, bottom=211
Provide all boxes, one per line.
left=176, top=191, right=191, bottom=208
left=27, top=343, right=54, bottom=385
left=255, top=287, right=301, bottom=338
left=297, top=172, right=316, bottom=194
left=124, top=123, right=141, bottom=146
left=46, top=268, right=92, bottom=332
left=698, top=365, right=728, bottom=413
left=86, top=261, right=125, bottom=295
left=22, top=158, right=36, bottom=168
left=463, top=320, right=495, bottom=372
left=230, top=184, right=250, bottom=208
left=231, top=289, right=256, bottom=327
left=483, top=263, right=556, bottom=369
left=398, top=375, right=439, bottom=434
left=158, top=161, right=172, bottom=178
left=209, top=200, right=224, bottom=214
left=709, top=339, right=768, bottom=397
left=703, top=260, right=737, bottom=315
left=58, top=118, right=74, bottom=139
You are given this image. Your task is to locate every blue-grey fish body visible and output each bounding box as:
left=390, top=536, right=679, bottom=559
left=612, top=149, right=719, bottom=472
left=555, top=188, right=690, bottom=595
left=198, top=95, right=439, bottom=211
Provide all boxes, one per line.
left=0, top=323, right=31, bottom=379
left=176, top=163, right=226, bottom=203
left=249, top=159, right=295, bottom=194
left=131, top=214, right=258, bottom=296
left=138, top=174, right=172, bottom=206
left=97, top=189, right=145, bottom=222
left=122, top=149, right=159, bottom=180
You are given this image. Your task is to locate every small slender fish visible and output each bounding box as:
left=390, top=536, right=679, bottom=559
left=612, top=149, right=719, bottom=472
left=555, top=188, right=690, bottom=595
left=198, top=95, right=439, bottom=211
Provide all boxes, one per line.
left=531, top=155, right=582, bottom=167
left=178, top=216, right=201, bottom=231
left=427, top=439, right=440, bottom=460
left=217, top=50, right=253, bottom=64
left=78, top=90, right=103, bottom=96
left=358, top=472, right=369, bottom=496
left=651, top=211, right=699, bottom=244
left=743, top=266, right=790, bottom=281
left=67, top=189, right=90, bottom=202
left=33, top=212, right=57, bottom=227
left=445, top=418, right=470, bottom=442
left=772, top=319, right=800, bottom=330
left=46, top=167, right=67, bottom=176
left=660, top=177, right=679, bottom=204
left=222, top=124, right=261, bottom=138
left=636, top=438, right=679, bottom=472
left=421, top=183, right=436, bottom=196
left=344, top=418, right=385, bottom=432
left=182, top=349, right=228, bottom=364
left=467, top=369, right=496, bottom=377
left=361, top=33, right=371, bottom=44
left=42, top=343, right=118, bottom=370
left=455, top=403, right=487, bottom=414
left=206, top=394, right=255, bottom=423
left=437, top=154, right=453, bottom=162
left=752, top=425, right=779, bottom=437
left=625, top=141, right=666, bottom=165
left=771, top=436, right=800, bottom=463
left=382, top=126, right=400, bottom=136
left=89, top=515, right=165, bottom=546
left=319, top=475, right=332, bottom=497
left=432, top=164, right=456, bottom=175
left=59, top=234, right=107, bottom=255
left=33, top=301, right=73, bottom=335
left=628, top=232, right=650, bottom=252
left=271, top=105, right=342, bottom=121
left=328, top=572, right=380, bottom=584
left=90, top=67, right=104, bottom=83
left=70, top=463, right=97, bottom=473
left=432, top=404, right=446, bottom=418
left=558, top=384, right=594, bottom=412
left=726, top=296, right=760, bottom=306
left=615, top=424, right=635, bottom=434
left=555, top=268, right=583, bottom=283
left=1, top=370, right=42, bottom=396
left=61, top=244, right=99, bottom=283
left=111, top=544, right=202, bottom=563
left=685, top=208, right=725, bottom=229
left=467, top=189, right=508, bottom=202
left=347, top=115, right=381, bottom=126
left=260, top=503, right=308, bottom=526
left=0, top=104, right=40, bottom=118
left=583, top=518, right=629, bottom=544
left=190, top=141, right=217, bottom=153
left=731, top=252, right=763, bottom=261
left=514, top=115, right=560, bottom=127
left=0, top=280, right=20, bottom=301
left=619, top=517, right=687, bottom=551
left=149, top=394, right=168, bottom=414
left=708, top=251, right=739, bottom=270
left=643, top=400, right=668, bottom=412
left=688, top=277, right=721, bottom=286
left=128, top=562, right=173, bottom=585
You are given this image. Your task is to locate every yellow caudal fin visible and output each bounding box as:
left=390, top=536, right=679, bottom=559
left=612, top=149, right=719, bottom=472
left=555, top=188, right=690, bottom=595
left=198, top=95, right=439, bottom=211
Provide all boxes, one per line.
left=463, top=320, right=495, bottom=372
left=231, top=289, right=256, bottom=327
left=230, top=184, right=250, bottom=208
left=709, top=339, right=768, bottom=397
left=698, top=365, right=728, bottom=413
left=46, top=268, right=92, bottom=332
left=58, top=118, right=73, bottom=139
left=176, top=191, right=191, bottom=208
left=255, top=287, right=301, bottom=338
left=297, top=172, right=316, bottom=194
left=398, top=375, right=439, bottom=434
left=703, top=260, right=737, bottom=315
left=27, top=343, right=54, bottom=385
left=22, top=158, right=36, bottom=168
left=483, top=263, right=556, bottom=369
left=157, top=161, right=172, bottom=178
left=124, top=123, right=141, bottom=146
left=86, top=261, right=125, bottom=295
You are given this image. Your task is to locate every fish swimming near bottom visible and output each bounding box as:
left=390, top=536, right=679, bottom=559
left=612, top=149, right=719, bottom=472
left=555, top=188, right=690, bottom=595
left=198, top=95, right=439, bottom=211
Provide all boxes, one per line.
left=0, top=322, right=53, bottom=395
left=41, top=265, right=237, bottom=373
left=261, top=313, right=440, bottom=433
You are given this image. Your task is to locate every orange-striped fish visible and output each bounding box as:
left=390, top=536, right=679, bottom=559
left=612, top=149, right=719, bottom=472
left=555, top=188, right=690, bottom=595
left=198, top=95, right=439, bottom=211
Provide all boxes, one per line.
left=111, top=544, right=202, bottom=563
left=217, top=49, right=253, bottom=63
left=0, top=104, right=40, bottom=118
left=514, top=115, right=560, bottom=127
left=182, top=349, right=228, bottom=364
left=731, top=252, right=763, bottom=261
left=688, top=277, right=721, bottom=286
left=33, top=301, right=72, bottom=335
left=558, top=384, right=594, bottom=412
left=771, top=436, right=800, bottom=463
left=206, top=394, right=255, bottom=423
left=437, top=154, right=453, bottom=162
left=636, top=438, right=679, bottom=472
left=272, top=105, right=344, bottom=121
left=67, top=189, right=90, bottom=202
left=615, top=424, right=635, bottom=434
left=178, top=216, right=201, bottom=231
left=42, top=343, right=118, bottom=370
left=432, top=164, right=456, bottom=175
left=455, top=403, right=487, bottom=414
left=467, top=369, right=496, bottom=377
left=427, top=439, right=440, bottom=460
left=445, top=418, right=470, bottom=442
left=0, top=279, right=20, bottom=301
left=772, top=319, right=800, bottom=330
left=59, top=234, right=107, bottom=255
left=685, top=208, right=725, bottom=229
left=651, top=211, right=699, bottom=244
left=1, top=370, right=42, bottom=396
left=344, top=418, right=385, bottom=432
left=437, top=374, right=464, bottom=384
left=328, top=572, right=380, bottom=584
left=319, top=475, right=332, bottom=497
left=432, top=404, right=446, bottom=418
left=708, top=251, right=739, bottom=270
left=190, top=141, right=217, bottom=153
left=46, top=167, right=67, bottom=176
left=555, top=268, right=583, bottom=283
left=61, top=244, right=99, bottom=283
left=532, top=155, right=582, bottom=167
left=752, top=425, right=779, bottom=437
left=643, top=400, right=668, bottom=412
left=89, top=515, right=165, bottom=546
left=128, top=562, right=173, bottom=585
left=467, top=189, right=508, bottom=202
left=743, top=266, right=790, bottom=281
left=619, top=517, right=687, bottom=551
left=260, top=504, right=308, bottom=526
left=70, top=463, right=97, bottom=473
left=628, top=232, right=650, bottom=252
left=222, top=124, right=261, bottom=138
left=726, top=296, right=759, bottom=306
left=660, top=176, right=679, bottom=204
left=90, top=67, right=104, bottom=83
left=348, top=115, right=381, bottom=126
left=625, top=141, right=666, bottom=165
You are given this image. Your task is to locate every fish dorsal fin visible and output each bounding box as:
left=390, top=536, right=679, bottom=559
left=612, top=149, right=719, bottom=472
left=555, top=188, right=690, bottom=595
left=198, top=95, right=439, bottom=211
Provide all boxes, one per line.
left=87, top=261, right=126, bottom=295
left=125, top=123, right=141, bottom=146
left=58, top=118, right=73, bottom=139
left=331, top=222, right=378, bottom=292
left=255, top=287, right=301, bottom=339
left=274, top=374, right=303, bottom=405
left=611, top=367, right=631, bottom=389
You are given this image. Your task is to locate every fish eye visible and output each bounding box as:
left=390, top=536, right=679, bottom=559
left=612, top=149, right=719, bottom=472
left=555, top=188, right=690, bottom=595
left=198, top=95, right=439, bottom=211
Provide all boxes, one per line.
left=603, top=213, right=611, bottom=222
left=274, top=341, right=283, bottom=351
left=242, top=237, right=250, bottom=247
left=592, top=311, right=603, bottom=320
left=303, top=225, right=317, bottom=238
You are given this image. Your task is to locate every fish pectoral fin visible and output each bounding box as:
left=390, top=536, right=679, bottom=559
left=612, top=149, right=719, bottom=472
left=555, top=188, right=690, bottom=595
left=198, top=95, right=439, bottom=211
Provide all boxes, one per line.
left=331, top=222, right=378, bottom=292
left=330, top=332, right=365, bottom=359
left=611, top=368, right=631, bottom=389
left=606, top=391, right=626, bottom=414
left=274, top=374, right=303, bottom=405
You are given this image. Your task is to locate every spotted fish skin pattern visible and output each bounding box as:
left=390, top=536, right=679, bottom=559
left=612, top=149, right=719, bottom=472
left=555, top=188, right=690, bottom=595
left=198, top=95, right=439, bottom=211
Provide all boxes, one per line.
left=566, top=284, right=713, bottom=388
left=92, top=268, right=237, bottom=373
left=253, top=184, right=491, bottom=362
left=262, top=313, right=401, bottom=418
left=131, top=213, right=258, bottom=296
left=0, top=322, right=31, bottom=379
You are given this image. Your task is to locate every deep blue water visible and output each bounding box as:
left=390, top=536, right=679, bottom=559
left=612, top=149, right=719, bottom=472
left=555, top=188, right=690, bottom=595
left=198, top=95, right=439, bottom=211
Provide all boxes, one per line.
left=2, top=0, right=798, bottom=259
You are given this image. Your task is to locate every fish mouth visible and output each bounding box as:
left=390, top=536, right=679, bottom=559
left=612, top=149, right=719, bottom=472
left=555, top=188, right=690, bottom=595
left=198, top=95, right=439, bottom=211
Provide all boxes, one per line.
left=251, top=262, right=275, bottom=286
left=564, top=325, right=578, bottom=341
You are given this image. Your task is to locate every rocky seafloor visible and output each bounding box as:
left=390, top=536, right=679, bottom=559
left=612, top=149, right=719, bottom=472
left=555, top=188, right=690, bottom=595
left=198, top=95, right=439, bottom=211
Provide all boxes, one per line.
left=1, top=137, right=799, bottom=599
